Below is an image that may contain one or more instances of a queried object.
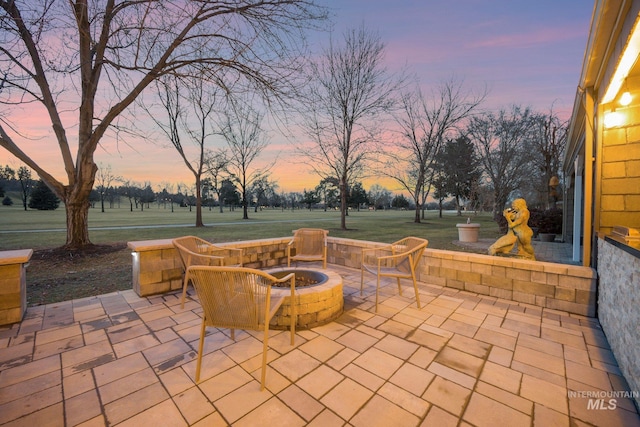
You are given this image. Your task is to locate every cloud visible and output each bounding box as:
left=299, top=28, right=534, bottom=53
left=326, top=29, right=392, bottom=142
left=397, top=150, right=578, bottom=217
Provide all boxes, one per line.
left=468, top=26, right=586, bottom=50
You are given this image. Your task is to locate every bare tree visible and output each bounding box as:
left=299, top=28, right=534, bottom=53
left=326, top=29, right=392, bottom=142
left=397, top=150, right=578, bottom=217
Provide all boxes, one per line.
left=530, top=108, right=568, bottom=208
left=467, top=105, right=537, bottom=215
left=95, top=164, right=120, bottom=213
left=16, top=166, right=33, bottom=211
left=205, top=149, right=230, bottom=213
left=117, top=179, right=139, bottom=212
left=387, top=78, right=485, bottom=223
left=367, top=183, right=392, bottom=210
left=315, top=177, right=339, bottom=211
left=149, top=76, right=219, bottom=226
left=0, top=165, right=14, bottom=198
left=249, top=175, right=278, bottom=212
left=0, top=0, right=326, bottom=249
left=300, top=25, right=401, bottom=229
left=158, top=181, right=176, bottom=212
left=218, top=97, right=272, bottom=220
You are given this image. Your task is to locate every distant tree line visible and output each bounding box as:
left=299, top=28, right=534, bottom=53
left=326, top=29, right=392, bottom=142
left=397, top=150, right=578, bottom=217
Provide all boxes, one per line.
left=1, top=163, right=425, bottom=214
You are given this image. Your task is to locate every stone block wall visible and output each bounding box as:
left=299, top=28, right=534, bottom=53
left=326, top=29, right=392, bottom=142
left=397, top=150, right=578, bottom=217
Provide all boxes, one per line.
left=326, top=237, right=597, bottom=317
left=597, top=237, right=640, bottom=409
left=0, top=249, right=32, bottom=325
left=269, top=268, right=344, bottom=330
left=128, top=240, right=183, bottom=297
left=418, top=248, right=597, bottom=317
left=230, top=238, right=290, bottom=269
left=128, top=238, right=291, bottom=297
left=129, top=236, right=597, bottom=316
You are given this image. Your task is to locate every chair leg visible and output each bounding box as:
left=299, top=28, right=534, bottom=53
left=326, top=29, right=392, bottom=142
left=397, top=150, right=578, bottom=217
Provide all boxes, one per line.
left=180, top=276, right=188, bottom=310
left=195, top=319, right=206, bottom=382
left=375, top=273, right=381, bottom=313
left=411, top=273, right=421, bottom=309
left=396, top=277, right=403, bottom=296
left=261, top=323, right=269, bottom=391
left=360, top=267, right=365, bottom=296
left=290, top=297, right=296, bottom=347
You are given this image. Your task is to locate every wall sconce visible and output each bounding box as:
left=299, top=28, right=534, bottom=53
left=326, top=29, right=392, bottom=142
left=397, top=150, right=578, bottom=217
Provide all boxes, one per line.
left=604, top=110, right=624, bottom=128
left=619, top=91, right=632, bottom=106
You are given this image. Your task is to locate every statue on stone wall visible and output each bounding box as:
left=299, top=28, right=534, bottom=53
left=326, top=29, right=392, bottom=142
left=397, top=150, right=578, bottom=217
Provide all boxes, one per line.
left=489, top=198, right=536, bottom=260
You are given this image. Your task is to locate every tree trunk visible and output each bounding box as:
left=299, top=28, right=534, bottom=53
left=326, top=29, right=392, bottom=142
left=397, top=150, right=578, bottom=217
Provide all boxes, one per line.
left=195, top=176, right=203, bottom=227
left=339, top=180, right=347, bottom=230
left=65, top=199, right=92, bottom=249
left=242, top=191, right=249, bottom=219
left=45, top=158, right=98, bottom=250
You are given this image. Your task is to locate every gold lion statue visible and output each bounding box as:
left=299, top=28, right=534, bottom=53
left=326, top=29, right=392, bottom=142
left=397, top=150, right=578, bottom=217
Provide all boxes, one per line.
left=488, top=198, right=536, bottom=260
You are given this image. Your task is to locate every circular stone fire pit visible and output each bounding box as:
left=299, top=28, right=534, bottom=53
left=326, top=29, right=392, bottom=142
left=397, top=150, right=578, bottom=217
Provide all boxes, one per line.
left=267, top=267, right=343, bottom=330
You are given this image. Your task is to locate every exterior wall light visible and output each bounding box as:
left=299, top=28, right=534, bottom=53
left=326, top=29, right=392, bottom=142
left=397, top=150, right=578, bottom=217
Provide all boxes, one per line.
left=619, top=91, right=632, bottom=106
left=604, top=110, right=624, bottom=128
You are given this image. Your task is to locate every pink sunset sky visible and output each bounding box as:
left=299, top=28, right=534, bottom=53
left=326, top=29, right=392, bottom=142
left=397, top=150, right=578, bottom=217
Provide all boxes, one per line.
left=0, top=0, right=593, bottom=194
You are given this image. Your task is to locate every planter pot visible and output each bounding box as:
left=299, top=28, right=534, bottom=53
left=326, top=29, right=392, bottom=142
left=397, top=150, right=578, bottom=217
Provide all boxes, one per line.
left=539, top=233, right=556, bottom=242
left=456, top=223, right=480, bottom=243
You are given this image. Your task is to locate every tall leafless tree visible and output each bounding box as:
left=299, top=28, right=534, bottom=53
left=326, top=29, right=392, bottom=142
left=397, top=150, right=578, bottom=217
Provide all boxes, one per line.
left=95, top=163, right=120, bottom=213
left=367, top=183, right=392, bottom=210
left=205, top=149, right=230, bottom=214
left=300, top=25, right=401, bottom=229
left=530, top=108, right=568, bottom=208
left=149, top=76, right=219, bottom=227
left=218, top=97, right=271, bottom=220
left=386, top=78, right=485, bottom=223
left=467, top=105, right=537, bottom=215
left=16, top=165, right=32, bottom=211
left=0, top=0, right=326, bottom=249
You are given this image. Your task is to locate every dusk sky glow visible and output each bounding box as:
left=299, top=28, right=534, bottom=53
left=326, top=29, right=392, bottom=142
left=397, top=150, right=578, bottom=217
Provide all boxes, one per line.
left=0, top=0, right=593, bottom=195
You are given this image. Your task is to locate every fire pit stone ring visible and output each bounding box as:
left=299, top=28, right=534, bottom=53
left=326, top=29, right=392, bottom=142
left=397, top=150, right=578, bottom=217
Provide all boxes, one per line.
left=266, top=267, right=344, bottom=329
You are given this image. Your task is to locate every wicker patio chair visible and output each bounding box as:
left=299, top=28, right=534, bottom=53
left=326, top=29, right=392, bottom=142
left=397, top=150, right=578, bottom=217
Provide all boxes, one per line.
left=287, top=228, right=329, bottom=269
left=185, top=265, right=296, bottom=390
left=173, top=236, right=243, bottom=308
left=360, top=237, right=428, bottom=313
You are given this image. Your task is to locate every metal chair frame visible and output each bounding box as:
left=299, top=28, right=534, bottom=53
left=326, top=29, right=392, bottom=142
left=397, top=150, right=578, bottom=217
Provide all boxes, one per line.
left=360, top=237, right=428, bottom=312
left=185, top=265, right=295, bottom=390
left=173, top=236, right=243, bottom=309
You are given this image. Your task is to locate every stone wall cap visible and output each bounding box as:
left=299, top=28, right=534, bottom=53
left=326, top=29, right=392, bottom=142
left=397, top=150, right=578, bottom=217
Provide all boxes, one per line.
left=128, top=239, right=175, bottom=251
left=0, top=249, right=33, bottom=265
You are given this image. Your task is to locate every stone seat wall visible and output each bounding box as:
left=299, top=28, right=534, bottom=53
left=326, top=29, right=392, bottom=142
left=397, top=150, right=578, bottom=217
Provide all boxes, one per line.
left=129, top=236, right=596, bottom=316
left=0, top=249, right=33, bottom=325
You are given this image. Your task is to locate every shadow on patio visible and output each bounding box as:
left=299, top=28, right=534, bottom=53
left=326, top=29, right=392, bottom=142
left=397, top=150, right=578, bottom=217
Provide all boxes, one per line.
left=1, top=261, right=639, bottom=426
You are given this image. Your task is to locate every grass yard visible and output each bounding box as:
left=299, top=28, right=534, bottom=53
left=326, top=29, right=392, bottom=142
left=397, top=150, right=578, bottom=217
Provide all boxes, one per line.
left=0, top=204, right=502, bottom=306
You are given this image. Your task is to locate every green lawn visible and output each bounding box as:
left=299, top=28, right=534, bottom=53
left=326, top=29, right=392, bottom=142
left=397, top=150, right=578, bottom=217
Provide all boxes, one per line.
left=1, top=204, right=503, bottom=306
left=0, top=204, right=502, bottom=251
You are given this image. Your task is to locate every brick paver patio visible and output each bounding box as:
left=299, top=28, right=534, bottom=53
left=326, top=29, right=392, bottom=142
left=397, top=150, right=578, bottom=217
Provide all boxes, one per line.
left=1, top=261, right=639, bottom=426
